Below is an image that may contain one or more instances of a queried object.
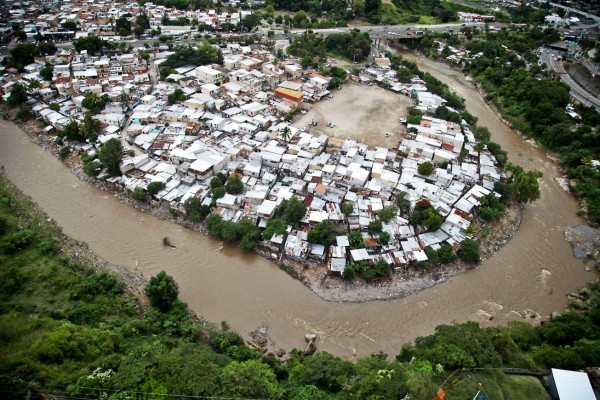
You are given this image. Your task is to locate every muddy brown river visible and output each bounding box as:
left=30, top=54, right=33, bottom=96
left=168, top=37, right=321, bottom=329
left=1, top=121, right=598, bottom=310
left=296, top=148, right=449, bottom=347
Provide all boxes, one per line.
left=0, top=52, right=597, bottom=359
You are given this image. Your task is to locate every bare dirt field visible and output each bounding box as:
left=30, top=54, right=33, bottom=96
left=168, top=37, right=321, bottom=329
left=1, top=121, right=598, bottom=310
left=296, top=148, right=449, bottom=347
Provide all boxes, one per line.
left=292, top=81, right=414, bottom=148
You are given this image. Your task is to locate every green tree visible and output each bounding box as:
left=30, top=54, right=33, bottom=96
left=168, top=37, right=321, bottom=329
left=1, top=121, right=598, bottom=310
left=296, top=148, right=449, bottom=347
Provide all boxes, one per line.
left=115, top=17, right=132, bottom=35
left=348, top=230, right=365, bottom=249
left=220, top=221, right=239, bottom=242
left=280, top=126, right=293, bottom=142
left=9, top=44, right=39, bottom=69
left=97, top=138, right=123, bottom=177
left=62, top=120, right=82, bottom=141
left=212, top=187, right=226, bottom=202
left=167, top=88, right=187, bottom=105
left=367, top=219, right=382, bottom=235
left=210, top=175, right=225, bottom=189
left=374, top=259, right=391, bottom=277
left=343, top=265, right=356, bottom=281
left=279, top=196, right=307, bottom=225
left=377, top=206, right=397, bottom=223
left=437, top=243, right=456, bottom=264
left=395, top=191, right=411, bottom=213
left=81, top=112, right=101, bottom=141
left=61, top=20, right=78, bottom=30
left=225, top=175, right=243, bottom=195
left=81, top=92, right=109, bottom=114
left=184, top=197, right=210, bottom=222
left=290, top=352, right=355, bottom=392
left=40, top=64, right=54, bottom=81
left=418, top=161, right=434, bottom=176
left=410, top=203, right=443, bottom=232
left=458, top=239, right=480, bottom=263
left=28, top=79, right=41, bottom=90
left=341, top=201, right=354, bottom=216
left=380, top=231, right=390, bottom=245
left=506, top=163, right=543, bottom=203
left=131, top=186, right=146, bottom=201
left=144, top=271, right=180, bottom=312
left=220, top=359, right=282, bottom=399
left=307, top=220, right=335, bottom=246
left=37, top=41, right=57, bottom=56
left=73, top=35, right=106, bottom=53
left=147, top=181, right=166, bottom=197
left=262, top=218, right=287, bottom=240
left=206, top=214, right=223, bottom=235
left=7, top=83, right=28, bottom=106
left=15, top=108, right=34, bottom=121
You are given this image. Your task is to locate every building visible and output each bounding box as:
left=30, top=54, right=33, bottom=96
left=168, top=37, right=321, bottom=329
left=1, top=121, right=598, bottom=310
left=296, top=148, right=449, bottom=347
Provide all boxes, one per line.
left=548, top=369, right=595, bottom=400
left=274, top=87, right=303, bottom=105
left=195, top=66, right=223, bottom=84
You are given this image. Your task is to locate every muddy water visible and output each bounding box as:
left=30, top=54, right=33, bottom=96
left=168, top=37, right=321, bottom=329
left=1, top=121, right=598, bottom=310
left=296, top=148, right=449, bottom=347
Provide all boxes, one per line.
left=0, top=55, right=596, bottom=359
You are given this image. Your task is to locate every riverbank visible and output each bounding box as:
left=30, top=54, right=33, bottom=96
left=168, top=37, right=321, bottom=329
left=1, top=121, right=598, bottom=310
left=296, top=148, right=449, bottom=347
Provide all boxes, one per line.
left=4, top=104, right=522, bottom=304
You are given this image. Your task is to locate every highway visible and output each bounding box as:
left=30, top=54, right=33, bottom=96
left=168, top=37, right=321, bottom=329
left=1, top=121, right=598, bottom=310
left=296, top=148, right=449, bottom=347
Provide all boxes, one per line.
left=559, top=68, right=600, bottom=111
left=0, top=22, right=488, bottom=55
left=539, top=47, right=600, bottom=111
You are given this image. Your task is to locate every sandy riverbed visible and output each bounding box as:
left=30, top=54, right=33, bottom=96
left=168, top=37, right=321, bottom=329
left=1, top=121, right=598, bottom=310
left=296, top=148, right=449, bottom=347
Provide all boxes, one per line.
left=292, top=81, right=414, bottom=148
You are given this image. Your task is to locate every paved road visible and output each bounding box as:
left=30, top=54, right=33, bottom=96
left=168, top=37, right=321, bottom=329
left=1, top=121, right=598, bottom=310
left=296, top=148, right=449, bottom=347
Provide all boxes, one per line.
left=559, top=68, right=600, bottom=111
left=539, top=48, right=600, bottom=111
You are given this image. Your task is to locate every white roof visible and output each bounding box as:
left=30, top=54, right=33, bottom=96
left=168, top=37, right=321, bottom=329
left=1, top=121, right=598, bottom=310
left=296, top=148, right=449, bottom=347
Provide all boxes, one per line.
left=551, top=369, right=595, bottom=400
left=257, top=199, right=277, bottom=215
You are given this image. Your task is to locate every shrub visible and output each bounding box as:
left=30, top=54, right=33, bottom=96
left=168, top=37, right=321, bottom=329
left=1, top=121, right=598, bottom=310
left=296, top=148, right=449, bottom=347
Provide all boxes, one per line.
left=418, top=162, right=434, bottom=176
left=458, top=239, right=480, bottom=263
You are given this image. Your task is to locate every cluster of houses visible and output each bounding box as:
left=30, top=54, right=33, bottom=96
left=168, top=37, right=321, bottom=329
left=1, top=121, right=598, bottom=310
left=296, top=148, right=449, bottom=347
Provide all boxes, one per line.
left=1, top=12, right=506, bottom=277
left=1, top=0, right=266, bottom=45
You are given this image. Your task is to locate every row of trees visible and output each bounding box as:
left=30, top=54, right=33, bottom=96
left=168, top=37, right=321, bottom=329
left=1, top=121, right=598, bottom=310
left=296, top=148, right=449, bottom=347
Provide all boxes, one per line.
left=158, top=42, right=223, bottom=79
left=288, top=30, right=372, bottom=63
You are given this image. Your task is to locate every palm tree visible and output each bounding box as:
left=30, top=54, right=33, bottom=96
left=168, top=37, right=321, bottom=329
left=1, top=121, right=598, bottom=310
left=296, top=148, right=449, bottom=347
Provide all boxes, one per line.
left=280, top=126, right=292, bottom=143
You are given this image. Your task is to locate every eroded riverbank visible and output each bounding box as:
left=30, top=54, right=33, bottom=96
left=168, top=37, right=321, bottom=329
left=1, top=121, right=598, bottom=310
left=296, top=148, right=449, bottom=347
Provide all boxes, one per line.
left=0, top=50, right=596, bottom=359
left=9, top=105, right=524, bottom=305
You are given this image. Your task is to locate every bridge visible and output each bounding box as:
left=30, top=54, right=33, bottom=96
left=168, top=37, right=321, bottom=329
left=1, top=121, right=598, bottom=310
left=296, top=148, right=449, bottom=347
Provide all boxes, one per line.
left=550, top=2, right=600, bottom=29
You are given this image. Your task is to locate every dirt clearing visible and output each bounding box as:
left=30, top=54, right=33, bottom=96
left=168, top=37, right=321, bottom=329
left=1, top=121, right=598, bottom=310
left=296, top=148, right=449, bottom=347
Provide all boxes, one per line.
left=292, top=81, right=413, bottom=148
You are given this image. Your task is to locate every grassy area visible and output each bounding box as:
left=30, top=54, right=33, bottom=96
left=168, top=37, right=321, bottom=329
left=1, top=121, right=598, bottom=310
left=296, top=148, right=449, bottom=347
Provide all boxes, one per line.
left=444, top=371, right=550, bottom=400
left=380, top=0, right=407, bottom=24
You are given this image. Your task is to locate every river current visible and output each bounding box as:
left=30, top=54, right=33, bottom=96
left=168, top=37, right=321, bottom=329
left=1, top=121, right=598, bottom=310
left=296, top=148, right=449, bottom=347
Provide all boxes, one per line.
left=0, top=52, right=596, bottom=359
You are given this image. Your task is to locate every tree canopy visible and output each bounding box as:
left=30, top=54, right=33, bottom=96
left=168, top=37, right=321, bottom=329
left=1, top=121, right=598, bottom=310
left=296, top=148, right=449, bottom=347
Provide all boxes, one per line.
left=97, top=138, right=123, bottom=177
left=144, top=271, right=180, bottom=312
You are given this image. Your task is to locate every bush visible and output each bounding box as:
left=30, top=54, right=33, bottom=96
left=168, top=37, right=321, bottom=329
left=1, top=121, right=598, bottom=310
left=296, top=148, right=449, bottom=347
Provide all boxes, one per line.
left=59, top=146, right=70, bottom=160
left=144, top=271, right=179, bottom=312
left=131, top=187, right=146, bottom=202
left=343, top=265, right=355, bottom=280
left=418, top=162, right=434, bottom=176
left=458, top=239, right=480, bottom=263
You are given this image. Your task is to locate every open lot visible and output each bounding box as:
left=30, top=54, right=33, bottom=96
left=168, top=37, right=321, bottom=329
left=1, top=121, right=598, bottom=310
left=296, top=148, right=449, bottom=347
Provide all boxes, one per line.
left=292, top=81, right=413, bottom=148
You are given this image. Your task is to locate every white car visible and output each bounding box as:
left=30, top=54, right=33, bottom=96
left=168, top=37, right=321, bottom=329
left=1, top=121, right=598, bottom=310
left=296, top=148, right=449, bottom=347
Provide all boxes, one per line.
left=399, top=118, right=407, bottom=124
left=385, top=132, right=391, bottom=138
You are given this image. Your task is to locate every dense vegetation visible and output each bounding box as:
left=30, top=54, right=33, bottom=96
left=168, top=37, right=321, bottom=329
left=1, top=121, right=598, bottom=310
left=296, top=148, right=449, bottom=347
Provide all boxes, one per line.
left=287, top=29, right=372, bottom=63
left=158, top=42, right=223, bottom=80
left=403, top=24, right=600, bottom=222
left=0, top=173, right=598, bottom=399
